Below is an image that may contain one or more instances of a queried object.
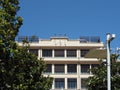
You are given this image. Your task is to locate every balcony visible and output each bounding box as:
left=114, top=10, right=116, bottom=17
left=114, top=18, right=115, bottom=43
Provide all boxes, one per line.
left=43, top=57, right=99, bottom=63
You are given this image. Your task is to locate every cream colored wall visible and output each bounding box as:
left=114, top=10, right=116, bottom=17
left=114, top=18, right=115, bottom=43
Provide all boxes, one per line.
left=18, top=37, right=104, bottom=48
left=17, top=37, right=104, bottom=90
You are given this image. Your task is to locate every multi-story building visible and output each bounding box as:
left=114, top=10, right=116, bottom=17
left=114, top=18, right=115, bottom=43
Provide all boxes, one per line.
left=17, top=36, right=104, bottom=90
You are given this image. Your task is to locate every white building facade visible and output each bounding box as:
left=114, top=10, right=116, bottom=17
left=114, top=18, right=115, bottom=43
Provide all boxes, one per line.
left=18, top=36, right=104, bottom=90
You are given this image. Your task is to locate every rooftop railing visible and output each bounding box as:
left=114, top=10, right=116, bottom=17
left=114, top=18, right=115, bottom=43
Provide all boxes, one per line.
left=17, top=36, right=39, bottom=43
left=16, top=36, right=101, bottom=43
left=80, top=36, right=100, bottom=43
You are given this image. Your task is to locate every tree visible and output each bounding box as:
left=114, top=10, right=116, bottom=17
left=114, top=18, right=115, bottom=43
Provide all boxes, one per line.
left=0, top=0, right=53, bottom=89
left=0, top=45, right=53, bottom=90
left=0, top=0, right=23, bottom=60
left=86, top=54, right=120, bottom=90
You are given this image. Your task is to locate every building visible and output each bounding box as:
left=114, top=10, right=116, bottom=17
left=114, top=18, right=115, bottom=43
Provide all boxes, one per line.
left=17, top=36, right=104, bottom=90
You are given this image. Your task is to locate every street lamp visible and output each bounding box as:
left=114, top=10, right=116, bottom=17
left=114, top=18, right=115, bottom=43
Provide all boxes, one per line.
left=106, top=33, right=115, bottom=90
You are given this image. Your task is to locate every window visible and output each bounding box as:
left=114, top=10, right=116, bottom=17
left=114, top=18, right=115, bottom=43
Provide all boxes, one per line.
left=67, top=64, right=77, bottom=73
left=81, top=64, right=90, bottom=74
left=68, top=78, right=77, bottom=89
left=42, top=49, right=52, bottom=57
left=81, top=78, right=88, bottom=90
left=55, top=64, right=64, bottom=73
left=67, top=49, right=76, bottom=57
left=45, top=64, right=52, bottom=73
left=81, top=49, right=89, bottom=57
left=29, top=49, right=38, bottom=56
left=54, top=49, right=64, bottom=57
left=55, top=78, right=65, bottom=89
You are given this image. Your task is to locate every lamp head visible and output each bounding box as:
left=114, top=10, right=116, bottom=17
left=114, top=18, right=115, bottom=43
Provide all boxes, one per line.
left=107, top=33, right=115, bottom=42
left=110, top=34, right=115, bottom=41
left=111, top=34, right=115, bottom=39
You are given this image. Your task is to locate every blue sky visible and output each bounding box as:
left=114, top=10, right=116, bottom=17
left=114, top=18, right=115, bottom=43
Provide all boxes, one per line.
left=18, top=0, right=120, bottom=49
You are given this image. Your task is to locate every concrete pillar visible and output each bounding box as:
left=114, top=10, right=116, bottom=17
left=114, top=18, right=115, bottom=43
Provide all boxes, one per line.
left=52, top=64, right=54, bottom=74
left=65, top=78, right=67, bottom=90
left=77, top=49, right=80, bottom=58
left=65, top=64, right=67, bottom=74
left=65, top=49, right=67, bottom=58
left=52, top=49, right=54, bottom=58
left=38, top=49, right=41, bottom=59
left=52, top=78, right=55, bottom=90
left=90, top=64, right=92, bottom=74
left=77, top=64, right=80, bottom=90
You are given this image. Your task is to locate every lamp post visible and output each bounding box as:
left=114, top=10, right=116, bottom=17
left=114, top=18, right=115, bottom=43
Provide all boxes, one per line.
left=106, top=33, right=115, bottom=90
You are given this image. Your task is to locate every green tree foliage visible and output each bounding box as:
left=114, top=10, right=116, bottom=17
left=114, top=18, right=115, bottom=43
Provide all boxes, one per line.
left=0, top=46, right=53, bottom=90
left=0, top=0, right=23, bottom=60
left=0, top=0, right=53, bottom=89
left=86, top=54, right=120, bottom=90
